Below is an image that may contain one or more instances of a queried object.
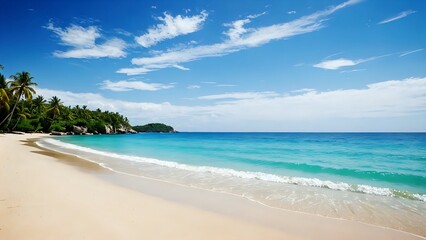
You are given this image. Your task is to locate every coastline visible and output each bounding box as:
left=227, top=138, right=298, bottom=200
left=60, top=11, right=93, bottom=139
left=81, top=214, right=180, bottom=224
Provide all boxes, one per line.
left=0, top=134, right=424, bottom=240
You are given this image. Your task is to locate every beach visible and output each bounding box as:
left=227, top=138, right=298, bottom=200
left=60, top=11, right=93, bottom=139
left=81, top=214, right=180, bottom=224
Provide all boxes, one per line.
left=0, top=134, right=424, bottom=240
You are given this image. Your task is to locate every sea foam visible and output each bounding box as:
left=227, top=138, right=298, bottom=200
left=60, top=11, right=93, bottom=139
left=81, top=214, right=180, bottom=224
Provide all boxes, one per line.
left=39, top=138, right=426, bottom=202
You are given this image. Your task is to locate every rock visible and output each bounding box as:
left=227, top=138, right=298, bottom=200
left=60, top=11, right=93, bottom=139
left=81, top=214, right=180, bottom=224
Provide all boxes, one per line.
left=50, top=131, right=64, bottom=136
left=73, top=125, right=87, bottom=134
left=11, top=131, right=25, bottom=135
left=105, top=124, right=114, bottom=134
left=116, top=124, right=127, bottom=134
left=66, top=132, right=74, bottom=135
left=129, top=129, right=137, bottom=134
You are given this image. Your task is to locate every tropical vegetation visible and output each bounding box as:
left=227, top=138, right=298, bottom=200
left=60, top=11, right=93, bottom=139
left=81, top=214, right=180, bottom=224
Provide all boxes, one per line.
left=132, top=123, right=175, bottom=133
left=0, top=65, right=131, bottom=134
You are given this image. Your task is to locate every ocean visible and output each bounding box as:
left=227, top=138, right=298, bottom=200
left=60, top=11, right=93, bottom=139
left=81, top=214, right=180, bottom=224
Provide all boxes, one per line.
left=37, top=133, right=426, bottom=235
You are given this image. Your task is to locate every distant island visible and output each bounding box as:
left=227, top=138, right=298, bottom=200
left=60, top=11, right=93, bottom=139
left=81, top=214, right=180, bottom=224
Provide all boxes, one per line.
left=132, top=123, right=176, bottom=133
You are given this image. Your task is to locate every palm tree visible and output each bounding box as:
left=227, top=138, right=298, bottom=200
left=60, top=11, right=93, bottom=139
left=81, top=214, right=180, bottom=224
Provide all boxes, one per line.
left=0, top=71, right=37, bottom=128
left=32, top=95, right=46, bottom=115
left=11, top=102, right=30, bottom=130
left=0, top=64, right=4, bottom=70
left=81, top=105, right=91, bottom=120
left=47, top=96, right=62, bottom=122
left=63, top=106, right=75, bottom=121
left=0, top=73, right=10, bottom=112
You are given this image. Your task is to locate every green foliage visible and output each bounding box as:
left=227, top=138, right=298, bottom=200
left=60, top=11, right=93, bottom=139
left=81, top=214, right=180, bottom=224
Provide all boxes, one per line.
left=0, top=65, right=133, bottom=133
left=49, top=122, right=66, bottom=132
left=15, top=119, right=36, bottom=132
left=132, top=123, right=175, bottom=133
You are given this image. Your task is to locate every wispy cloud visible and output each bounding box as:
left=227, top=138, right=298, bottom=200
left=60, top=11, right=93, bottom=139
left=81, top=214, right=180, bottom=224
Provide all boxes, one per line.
left=36, top=77, right=426, bottom=131
left=118, top=0, right=361, bottom=75
left=117, top=64, right=190, bottom=76
left=135, top=11, right=208, bottom=48
left=314, top=54, right=391, bottom=70
left=223, top=12, right=266, bottom=41
left=378, top=10, right=416, bottom=24
left=198, top=91, right=279, bottom=100
left=400, top=48, right=424, bottom=57
left=45, top=22, right=126, bottom=58
left=314, top=58, right=358, bottom=70
left=99, top=80, right=173, bottom=91
left=291, top=88, right=316, bottom=93
left=201, top=82, right=236, bottom=87
left=187, top=85, right=201, bottom=89
left=340, top=68, right=366, bottom=73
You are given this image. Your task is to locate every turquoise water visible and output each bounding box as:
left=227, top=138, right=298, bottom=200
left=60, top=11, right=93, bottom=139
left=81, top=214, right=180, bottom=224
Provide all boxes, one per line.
left=46, top=133, right=426, bottom=198
left=38, top=133, right=426, bottom=235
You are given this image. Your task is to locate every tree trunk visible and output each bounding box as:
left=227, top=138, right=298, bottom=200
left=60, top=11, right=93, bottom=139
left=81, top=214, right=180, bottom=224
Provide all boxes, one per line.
left=11, top=117, right=20, bottom=131
left=0, top=90, right=22, bottom=129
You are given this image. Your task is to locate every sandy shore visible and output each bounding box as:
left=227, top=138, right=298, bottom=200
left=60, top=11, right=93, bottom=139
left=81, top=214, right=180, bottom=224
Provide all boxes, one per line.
left=0, top=134, right=423, bottom=240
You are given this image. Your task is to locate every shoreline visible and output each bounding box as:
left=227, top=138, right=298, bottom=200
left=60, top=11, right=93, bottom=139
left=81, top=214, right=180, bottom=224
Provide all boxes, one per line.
left=1, top=133, right=424, bottom=240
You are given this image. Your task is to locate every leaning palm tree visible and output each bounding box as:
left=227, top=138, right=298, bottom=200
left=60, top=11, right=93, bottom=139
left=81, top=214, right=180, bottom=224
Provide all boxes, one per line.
left=0, top=72, right=37, bottom=127
left=0, top=73, right=10, bottom=112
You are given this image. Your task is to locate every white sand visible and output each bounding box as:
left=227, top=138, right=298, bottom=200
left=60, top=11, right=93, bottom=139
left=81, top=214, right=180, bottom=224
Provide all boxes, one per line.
left=0, top=134, right=423, bottom=240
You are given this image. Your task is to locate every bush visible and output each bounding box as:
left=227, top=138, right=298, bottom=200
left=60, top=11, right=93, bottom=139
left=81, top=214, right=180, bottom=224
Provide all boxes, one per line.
left=49, top=122, right=66, bottom=132
left=72, top=118, right=88, bottom=127
left=16, top=119, right=36, bottom=132
left=86, top=119, right=106, bottom=133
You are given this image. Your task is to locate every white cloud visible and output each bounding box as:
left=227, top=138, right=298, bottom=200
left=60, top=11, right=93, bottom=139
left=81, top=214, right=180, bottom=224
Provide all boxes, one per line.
left=291, top=88, right=316, bottom=93
left=36, top=78, right=426, bottom=131
left=35, top=77, right=426, bottom=131
left=116, top=64, right=189, bottom=75
left=45, top=22, right=126, bottom=58
left=187, top=85, right=201, bottom=89
left=135, top=11, right=208, bottom=48
left=314, top=54, right=391, bottom=70
left=199, top=91, right=279, bottom=100
left=288, top=11, right=296, bottom=15
left=378, top=10, right=416, bottom=24
left=119, top=0, right=361, bottom=75
left=314, top=58, right=358, bottom=70
left=400, top=48, right=423, bottom=57
left=223, top=18, right=252, bottom=41
left=223, top=12, right=266, bottom=41
left=173, top=64, right=190, bottom=70
left=216, top=84, right=236, bottom=87
left=340, top=69, right=366, bottom=73
left=99, top=80, right=174, bottom=91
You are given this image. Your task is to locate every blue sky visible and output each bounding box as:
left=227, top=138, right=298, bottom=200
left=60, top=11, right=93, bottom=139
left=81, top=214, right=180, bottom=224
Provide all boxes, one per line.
left=1, top=0, right=425, bottom=131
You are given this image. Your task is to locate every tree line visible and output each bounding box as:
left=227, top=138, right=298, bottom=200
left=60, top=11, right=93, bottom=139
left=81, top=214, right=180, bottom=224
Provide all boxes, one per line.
left=0, top=65, right=131, bottom=134
left=132, top=123, right=175, bottom=133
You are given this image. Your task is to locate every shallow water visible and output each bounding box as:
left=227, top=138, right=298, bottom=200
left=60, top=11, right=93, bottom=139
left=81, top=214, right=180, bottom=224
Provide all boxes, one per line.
left=37, top=133, right=426, bottom=236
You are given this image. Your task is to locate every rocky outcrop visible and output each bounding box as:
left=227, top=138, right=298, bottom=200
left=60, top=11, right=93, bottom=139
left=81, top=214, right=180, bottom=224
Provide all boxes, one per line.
left=72, top=125, right=87, bottom=134
left=116, top=124, right=127, bottom=134
left=105, top=124, right=114, bottom=134
left=50, top=131, right=64, bottom=136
